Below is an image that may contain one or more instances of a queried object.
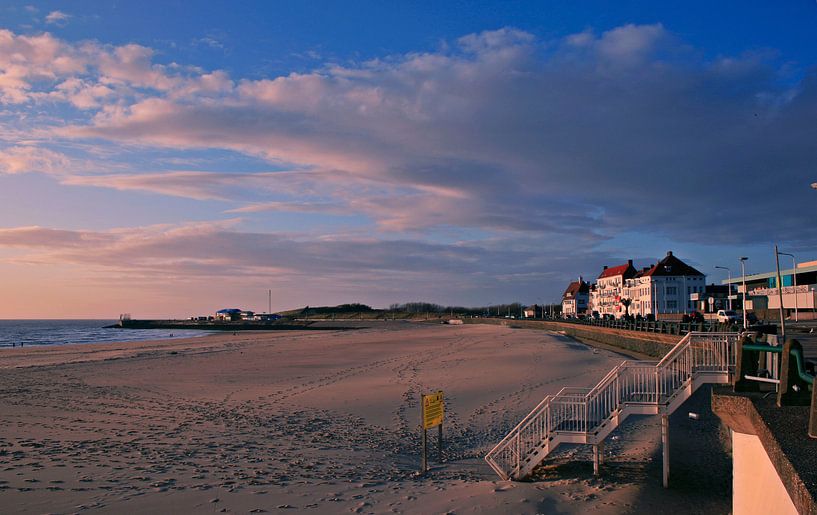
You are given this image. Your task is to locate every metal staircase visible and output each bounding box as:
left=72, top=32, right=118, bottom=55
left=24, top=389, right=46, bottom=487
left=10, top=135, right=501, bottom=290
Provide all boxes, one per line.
left=485, top=332, right=739, bottom=481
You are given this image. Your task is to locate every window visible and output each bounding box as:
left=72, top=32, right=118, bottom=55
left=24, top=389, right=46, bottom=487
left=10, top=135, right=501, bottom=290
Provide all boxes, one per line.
left=666, top=286, right=677, bottom=295
left=667, top=300, right=677, bottom=309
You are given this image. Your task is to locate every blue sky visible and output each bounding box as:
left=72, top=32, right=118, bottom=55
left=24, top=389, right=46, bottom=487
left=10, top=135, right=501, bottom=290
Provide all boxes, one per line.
left=6, top=1, right=817, bottom=82
left=0, top=1, right=815, bottom=317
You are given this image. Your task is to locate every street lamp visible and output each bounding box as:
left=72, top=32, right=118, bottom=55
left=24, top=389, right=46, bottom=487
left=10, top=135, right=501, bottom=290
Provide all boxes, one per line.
left=777, top=251, right=798, bottom=322
left=773, top=245, right=787, bottom=341
left=714, top=266, right=732, bottom=311
left=739, top=257, right=748, bottom=331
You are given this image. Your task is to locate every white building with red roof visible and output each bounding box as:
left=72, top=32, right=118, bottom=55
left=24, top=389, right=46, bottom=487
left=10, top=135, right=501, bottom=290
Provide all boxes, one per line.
left=624, top=251, right=706, bottom=318
left=561, top=277, right=590, bottom=317
left=590, top=260, right=637, bottom=318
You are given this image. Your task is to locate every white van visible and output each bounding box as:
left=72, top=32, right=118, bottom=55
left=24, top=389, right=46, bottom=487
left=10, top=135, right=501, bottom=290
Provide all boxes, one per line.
left=716, top=310, right=739, bottom=324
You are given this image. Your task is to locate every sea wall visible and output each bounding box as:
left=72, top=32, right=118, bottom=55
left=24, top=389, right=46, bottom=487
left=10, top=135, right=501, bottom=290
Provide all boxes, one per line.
left=463, top=318, right=679, bottom=358
left=732, top=431, right=798, bottom=515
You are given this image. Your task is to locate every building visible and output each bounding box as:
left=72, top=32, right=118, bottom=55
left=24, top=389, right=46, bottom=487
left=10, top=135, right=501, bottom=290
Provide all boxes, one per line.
left=624, top=251, right=707, bottom=318
left=254, top=313, right=282, bottom=321
left=561, top=277, right=590, bottom=317
left=721, top=259, right=817, bottom=320
left=591, top=261, right=637, bottom=318
left=691, top=284, right=733, bottom=313
left=215, top=308, right=242, bottom=321
left=587, top=283, right=597, bottom=315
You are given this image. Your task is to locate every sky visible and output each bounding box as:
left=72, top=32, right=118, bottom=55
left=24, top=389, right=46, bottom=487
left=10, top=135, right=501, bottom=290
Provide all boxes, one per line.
left=0, top=1, right=816, bottom=318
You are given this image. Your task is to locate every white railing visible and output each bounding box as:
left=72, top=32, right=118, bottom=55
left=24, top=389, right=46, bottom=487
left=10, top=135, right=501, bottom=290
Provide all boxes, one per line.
left=485, top=332, right=738, bottom=480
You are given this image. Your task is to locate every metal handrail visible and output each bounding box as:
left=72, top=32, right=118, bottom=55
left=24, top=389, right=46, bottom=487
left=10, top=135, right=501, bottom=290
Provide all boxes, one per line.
left=485, top=332, right=739, bottom=480
left=742, top=342, right=814, bottom=385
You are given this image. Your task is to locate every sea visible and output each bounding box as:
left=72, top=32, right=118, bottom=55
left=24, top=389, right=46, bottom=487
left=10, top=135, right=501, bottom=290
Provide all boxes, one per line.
left=0, top=320, right=211, bottom=348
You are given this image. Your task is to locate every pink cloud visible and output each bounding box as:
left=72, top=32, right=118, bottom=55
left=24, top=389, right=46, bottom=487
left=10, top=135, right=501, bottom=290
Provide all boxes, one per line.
left=0, top=145, right=71, bottom=174
left=2, top=25, right=814, bottom=246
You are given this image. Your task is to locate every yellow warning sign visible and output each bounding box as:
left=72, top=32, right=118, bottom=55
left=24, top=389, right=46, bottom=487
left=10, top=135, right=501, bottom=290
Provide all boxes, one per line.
left=422, top=391, right=444, bottom=429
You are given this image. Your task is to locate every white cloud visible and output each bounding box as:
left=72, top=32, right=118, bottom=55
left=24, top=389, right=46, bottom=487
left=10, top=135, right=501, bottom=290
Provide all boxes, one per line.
left=44, top=10, right=71, bottom=25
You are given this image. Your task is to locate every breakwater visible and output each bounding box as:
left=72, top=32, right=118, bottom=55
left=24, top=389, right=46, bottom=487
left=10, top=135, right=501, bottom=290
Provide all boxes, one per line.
left=113, top=319, right=356, bottom=331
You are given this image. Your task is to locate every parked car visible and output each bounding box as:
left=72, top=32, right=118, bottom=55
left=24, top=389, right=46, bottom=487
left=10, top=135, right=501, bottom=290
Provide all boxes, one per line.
left=716, top=310, right=740, bottom=324
left=682, top=311, right=705, bottom=323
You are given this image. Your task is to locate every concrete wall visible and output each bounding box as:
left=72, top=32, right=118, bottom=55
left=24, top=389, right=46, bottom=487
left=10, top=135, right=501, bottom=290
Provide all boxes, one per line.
left=733, top=431, right=798, bottom=515
left=464, top=318, right=678, bottom=358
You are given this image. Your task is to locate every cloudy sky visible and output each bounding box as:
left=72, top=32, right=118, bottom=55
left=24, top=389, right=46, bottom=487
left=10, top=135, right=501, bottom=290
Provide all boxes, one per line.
left=1, top=1, right=816, bottom=318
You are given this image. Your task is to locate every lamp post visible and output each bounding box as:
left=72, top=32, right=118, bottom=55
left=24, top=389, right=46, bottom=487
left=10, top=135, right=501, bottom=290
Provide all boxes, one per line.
left=778, top=251, right=798, bottom=322
left=714, top=266, right=732, bottom=311
left=774, top=244, right=786, bottom=342
left=773, top=245, right=786, bottom=342
left=739, top=257, right=748, bottom=331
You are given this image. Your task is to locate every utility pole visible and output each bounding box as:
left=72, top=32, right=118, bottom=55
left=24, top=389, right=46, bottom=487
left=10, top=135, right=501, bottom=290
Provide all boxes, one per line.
left=268, top=289, right=271, bottom=314
left=739, top=257, right=748, bottom=330
left=778, top=251, right=798, bottom=322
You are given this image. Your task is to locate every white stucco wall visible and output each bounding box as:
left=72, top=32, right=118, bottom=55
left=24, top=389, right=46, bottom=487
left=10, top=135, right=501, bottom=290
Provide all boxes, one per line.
left=733, top=430, right=797, bottom=515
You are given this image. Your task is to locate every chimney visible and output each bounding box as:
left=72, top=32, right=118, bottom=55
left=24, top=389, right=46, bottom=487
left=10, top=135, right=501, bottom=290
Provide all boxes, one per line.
left=627, top=259, right=633, bottom=266
left=603, top=265, right=608, bottom=270
left=667, top=251, right=673, bottom=257
left=579, top=275, right=583, bottom=283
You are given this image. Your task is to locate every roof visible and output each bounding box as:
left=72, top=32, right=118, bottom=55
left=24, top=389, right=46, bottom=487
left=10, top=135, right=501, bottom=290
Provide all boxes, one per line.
left=633, top=266, right=652, bottom=279
left=722, top=262, right=817, bottom=284
left=599, top=262, right=636, bottom=279
left=216, top=308, right=242, bottom=314
left=563, top=280, right=589, bottom=298
left=642, top=251, right=704, bottom=277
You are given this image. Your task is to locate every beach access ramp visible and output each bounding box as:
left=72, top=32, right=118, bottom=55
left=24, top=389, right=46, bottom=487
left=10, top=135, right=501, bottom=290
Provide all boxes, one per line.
left=485, top=331, right=740, bottom=486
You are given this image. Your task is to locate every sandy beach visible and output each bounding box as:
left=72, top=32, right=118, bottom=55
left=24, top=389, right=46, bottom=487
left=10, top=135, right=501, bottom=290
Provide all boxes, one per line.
left=0, top=323, right=730, bottom=514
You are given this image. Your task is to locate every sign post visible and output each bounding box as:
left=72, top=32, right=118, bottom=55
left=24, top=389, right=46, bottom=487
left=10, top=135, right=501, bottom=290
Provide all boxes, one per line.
left=421, top=391, right=444, bottom=474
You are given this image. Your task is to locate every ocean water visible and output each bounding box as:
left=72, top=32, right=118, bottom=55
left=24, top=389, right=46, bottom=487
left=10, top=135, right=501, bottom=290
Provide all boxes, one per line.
left=0, top=320, right=211, bottom=348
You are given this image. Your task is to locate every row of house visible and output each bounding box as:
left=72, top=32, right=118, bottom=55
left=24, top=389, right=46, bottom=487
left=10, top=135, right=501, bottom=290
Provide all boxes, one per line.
left=562, top=251, right=708, bottom=319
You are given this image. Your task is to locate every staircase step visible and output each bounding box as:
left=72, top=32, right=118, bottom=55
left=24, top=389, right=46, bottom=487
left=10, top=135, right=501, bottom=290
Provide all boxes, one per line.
left=484, top=332, right=739, bottom=481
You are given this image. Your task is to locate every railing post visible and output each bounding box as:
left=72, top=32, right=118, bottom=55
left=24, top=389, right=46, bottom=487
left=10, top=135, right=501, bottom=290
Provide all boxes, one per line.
left=661, top=414, right=670, bottom=488
left=515, top=432, right=521, bottom=478
left=655, top=367, right=660, bottom=404
left=593, top=444, right=600, bottom=476
left=778, top=339, right=811, bottom=407
left=734, top=335, right=760, bottom=392
left=810, top=382, right=817, bottom=439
